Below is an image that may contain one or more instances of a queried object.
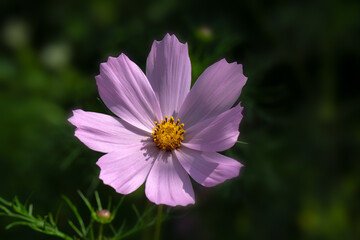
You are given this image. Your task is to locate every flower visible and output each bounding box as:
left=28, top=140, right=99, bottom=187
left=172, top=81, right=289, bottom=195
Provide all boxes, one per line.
left=68, top=34, right=247, bottom=207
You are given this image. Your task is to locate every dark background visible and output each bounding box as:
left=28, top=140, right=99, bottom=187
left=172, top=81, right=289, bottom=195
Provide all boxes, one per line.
left=1, top=0, right=359, bottom=239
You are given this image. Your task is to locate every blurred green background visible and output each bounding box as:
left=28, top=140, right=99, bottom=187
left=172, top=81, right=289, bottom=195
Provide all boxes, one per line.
left=1, top=0, right=359, bottom=239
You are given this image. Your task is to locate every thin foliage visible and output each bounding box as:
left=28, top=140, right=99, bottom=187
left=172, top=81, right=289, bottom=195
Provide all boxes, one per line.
left=0, top=192, right=166, bottom=240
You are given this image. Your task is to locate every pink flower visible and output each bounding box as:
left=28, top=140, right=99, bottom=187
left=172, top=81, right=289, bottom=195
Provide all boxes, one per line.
left=69, top=34, right=247, bottom=206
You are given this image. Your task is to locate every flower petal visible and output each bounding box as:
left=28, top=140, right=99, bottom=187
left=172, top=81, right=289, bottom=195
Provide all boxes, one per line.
left=96, top=54, right=162, bottom=132
left=68, top=109, right=149, bottom=153
left=97, top=144, right=158, bottom=195
left=174, top=147, right=243, bottom=187
left=182, top=104, right=243, bottom=152
left=145, top=151, right=195, bottom=206
left=178, top=59, right=247, bottom=127
left=146, top=34, right=191, bottom=117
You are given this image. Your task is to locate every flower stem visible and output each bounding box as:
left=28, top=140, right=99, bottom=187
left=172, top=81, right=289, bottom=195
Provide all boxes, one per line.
left=153, top=204, right=163, bottom=240
left=98, top=223, right=103, bottom=240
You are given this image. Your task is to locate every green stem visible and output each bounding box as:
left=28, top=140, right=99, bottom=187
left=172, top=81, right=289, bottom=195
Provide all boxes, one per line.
left=98, top=223, right=103, bottom=240
left=153, top=204, right=163, bottom=240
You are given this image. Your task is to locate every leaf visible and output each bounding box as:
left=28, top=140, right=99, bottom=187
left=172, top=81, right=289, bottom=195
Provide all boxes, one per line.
left=107, top=197, right=112, bottom=211
left=0, top=196, right=75, bottom=240
left=77, top=190, right=95, bottom=213
left=28, top=204, right=33, bottom=216
left=68, top=220, right=83, bottom=237
left=111, top=196, right=125, bottom=219
left=131, top=204, right=143, bottom=226
left=0, top=197, right=12, bottom=206
left=0, top=205, right=12, bottom=215
left=5, top=221, right=33, bottom=230
left=112, top=220, right=127, bottom=240
left=62, top=195, right=86, bottom=236
left=48, top=213, right=56, bottom=226
left=87, top=219, right=95, bottom=240
left=94, top=191, right=102, bottom=210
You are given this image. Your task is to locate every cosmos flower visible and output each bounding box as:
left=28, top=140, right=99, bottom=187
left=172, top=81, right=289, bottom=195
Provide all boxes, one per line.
left=69, top=34, right=247, bottom=206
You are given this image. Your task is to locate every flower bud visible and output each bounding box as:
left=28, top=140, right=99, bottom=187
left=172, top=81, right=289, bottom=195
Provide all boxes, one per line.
left=96, top=209, right=111, bottom=220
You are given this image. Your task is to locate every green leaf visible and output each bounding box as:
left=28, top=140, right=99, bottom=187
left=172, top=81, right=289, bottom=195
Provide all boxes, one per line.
left=77, top=190, right=95, bottom=213
left=68, top=220, right=83, bottom=237
left=62, top=195, right=86, bottom=236
left=0, top=196, right=75, bottom=240
left=106, top=197, right=112, bottom=212
left=48, top=213, right=56, bottom=226
left=112, top=220, right=127, bottom=240
left=28, top=204, right=33, bottom=216
left=111, top=196, right=125, bottom=219
left=5, top=220, right=32, bottom=230
left=86, top=219, right=95, bottom=240
left=0, top=205, right=12, bottom=215
left=131, top=204, right=143, bottom=226
left=0, top=197, right=12, bottom=206
left=94, top=191, right=102, bottom=210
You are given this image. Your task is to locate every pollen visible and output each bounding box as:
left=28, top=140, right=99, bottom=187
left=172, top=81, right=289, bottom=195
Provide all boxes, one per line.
left=151, top=116, right=185, bottom=151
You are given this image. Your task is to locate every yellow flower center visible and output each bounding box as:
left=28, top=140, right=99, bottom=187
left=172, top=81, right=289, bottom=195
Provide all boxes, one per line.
left=151, top=116, right=185, bottom=151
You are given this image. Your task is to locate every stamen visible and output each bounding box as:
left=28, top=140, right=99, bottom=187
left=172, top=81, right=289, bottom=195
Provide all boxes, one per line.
left=152, top=116, right=185, bottom=151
